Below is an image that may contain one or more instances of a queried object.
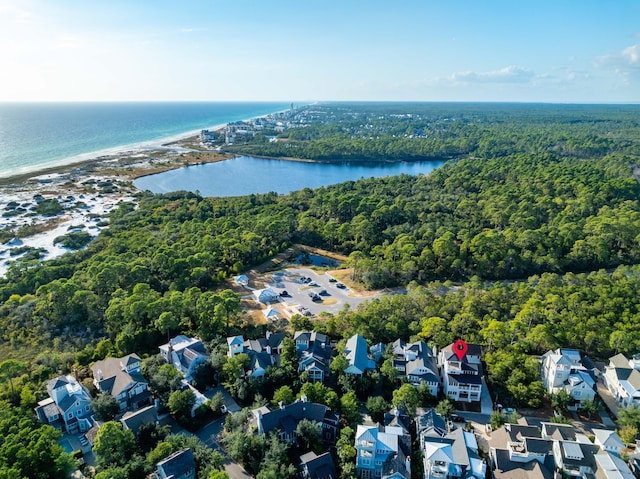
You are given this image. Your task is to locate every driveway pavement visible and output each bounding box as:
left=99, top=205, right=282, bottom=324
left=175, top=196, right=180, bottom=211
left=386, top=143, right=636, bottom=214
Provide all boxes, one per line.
left=195, top=417, right=253, bottom=479
left=596, top=378, right=621, bottom=419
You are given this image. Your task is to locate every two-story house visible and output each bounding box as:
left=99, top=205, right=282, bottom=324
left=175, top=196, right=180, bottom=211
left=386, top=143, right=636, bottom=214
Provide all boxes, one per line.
left=252, top=397, right=339, bottom=446
left=422, top=428, right=486, bottom=479
left=355, top=424, right=412, bottom=479
left=392, top=340, right=440, bottom=396
left=295, top=331, right=331, bottom=383
left=159, top=335, right=209, bottom=384
left=438, top=343, right=483, bottom=403
left=35, top=375, right=94, bottom=433
left=300, top=451, right=339, bottom=479
left=603, top=353, right=640, bottom=408
left=92, top=354, right=152, bottom=411
left=226, top=331, right=286, bottom=377
left=344, top=334, right=376, bottom=376
left=541, top=349, right=596, bottom=409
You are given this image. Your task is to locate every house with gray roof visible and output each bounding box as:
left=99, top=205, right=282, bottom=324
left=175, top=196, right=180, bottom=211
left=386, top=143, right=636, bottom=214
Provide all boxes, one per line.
left=92, top=354, right=151, bottom=412
left=593, top=429, right=625, bottom=456
left=541, top=349, right=596, bottom=410
left=438, top=343, right=484, bottom=403
left=154, top=448, right=195, bottom=479
left=594, top=452, right=635, bottom=479
left=552, top=440, right=601, bottom=478
left=416, top=408, right=448, bottom=447
left=226, top=331, right=286, bottom=377
left=35, top=375, right=94, bottom=433
left=121, top=405, right=158, bottom=435
left=422, top=428, right=486, bottom=479
left=604, top=353, right=640, bottom=408
left=159, top=335, right=209, bottom=384
left=252, top=398, right=339, bottom=445
left=393, top=339, right=440, bottom=396
left=295, top=331, right=331, bottom=383
left=344, top=334, right=376, bottom=376
left=300, top=451, right=338, bottom=479
left=488, top=422, right=555, bottom=479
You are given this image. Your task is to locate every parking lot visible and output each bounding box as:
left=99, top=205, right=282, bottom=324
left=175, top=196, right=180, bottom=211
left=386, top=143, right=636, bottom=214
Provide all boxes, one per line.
left=269, top=267, right=375, bottom=316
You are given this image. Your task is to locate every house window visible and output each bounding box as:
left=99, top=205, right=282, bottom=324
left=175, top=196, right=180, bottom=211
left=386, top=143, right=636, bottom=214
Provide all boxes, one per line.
left=68, top=413, right=73, bottom=418
left=574, top=391, right=581, bottom=397
left=85, top=405, right=90, bottom=411
left=77, top=409, right=81, bottom=415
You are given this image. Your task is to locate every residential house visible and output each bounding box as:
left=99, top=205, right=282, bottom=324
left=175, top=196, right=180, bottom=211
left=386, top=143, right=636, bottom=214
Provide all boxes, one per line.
left=344, top=334, right=376, bottom=376
left=416, top=409, right=448, bottom=448
left=159, top=335, right=209, bottom=384
left=488, top=422, right=555, bottom=479
left=35, top=375, right=94, bottom=433
left=603, top=353, right=640, bottom=408
left=91, top=354, right=152, bottom=411
left=300, top=451, right=339, bottom=479
left=393, top=340, right=440, bottom=396
left=226, top=331, right=286, bottom=377
left=593, top=429, right=625, bottom=456
left=154, top=448, right=196, bottom=479
left=421, top=428, right=486, bottom=479
left=120, top=405, right=158, bottom=435
left=355, top=424, right=412, bottom=479
left=252, top=398, right=339, bottom=445
left=552, top=440, right=600, bottom=478
left=438, top=343, right=483, bottom=403
left=541, top=349, right=596, bottom=409
left=295, top=331, right=331, bottom=383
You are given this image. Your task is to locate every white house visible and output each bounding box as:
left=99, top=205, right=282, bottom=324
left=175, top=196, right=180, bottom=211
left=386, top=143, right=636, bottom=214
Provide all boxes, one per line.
left=603, top=353, right=640, bottom=408
left=253, top=288, right=280, bottom=304
left=438, top=343, right=483, bottom=403
left=35, top=375, right=94, bottom=433
left=593, top=429, right=625, bottom=456
left=540, top=349, right=596, bottom=409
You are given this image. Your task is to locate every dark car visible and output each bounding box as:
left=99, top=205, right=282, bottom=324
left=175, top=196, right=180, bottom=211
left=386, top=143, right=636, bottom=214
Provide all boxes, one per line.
left=319, top=289, right=329, bottom=296
left=336, top=282, right=346, bottom=289
left=280, top=290, right=289, bottom=297
left=328, top=278, right=337, bottom=283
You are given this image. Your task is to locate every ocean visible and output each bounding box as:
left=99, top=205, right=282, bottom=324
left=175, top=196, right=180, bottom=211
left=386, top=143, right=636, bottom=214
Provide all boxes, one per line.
left=0, top=102, right=289, bottom=179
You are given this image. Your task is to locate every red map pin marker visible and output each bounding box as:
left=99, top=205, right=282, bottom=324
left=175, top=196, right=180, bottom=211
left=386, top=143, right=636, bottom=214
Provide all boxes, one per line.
left=453, top=340, right=468, bottom=361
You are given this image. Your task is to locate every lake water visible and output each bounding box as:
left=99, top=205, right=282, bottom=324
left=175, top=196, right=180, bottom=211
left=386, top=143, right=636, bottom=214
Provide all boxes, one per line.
left=134, top=155, right=446, bottom=197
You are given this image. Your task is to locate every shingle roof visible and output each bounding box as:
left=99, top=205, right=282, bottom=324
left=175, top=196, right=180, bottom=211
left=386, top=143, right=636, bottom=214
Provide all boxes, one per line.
left=300, top=451, right=338, bottom=479
left=157, top=448, right=196, bottom=478
left=609, top=354, right=630, bottom=369
left=121, top=405, right=158, bottom=434
left=92, top=355, right=146, bottom=397
left=258, top=401, right=329, bottom=435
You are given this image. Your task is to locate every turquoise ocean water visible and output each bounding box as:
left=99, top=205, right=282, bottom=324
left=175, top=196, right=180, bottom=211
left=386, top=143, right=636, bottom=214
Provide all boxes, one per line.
left=0, top=102, right=289, bottom=179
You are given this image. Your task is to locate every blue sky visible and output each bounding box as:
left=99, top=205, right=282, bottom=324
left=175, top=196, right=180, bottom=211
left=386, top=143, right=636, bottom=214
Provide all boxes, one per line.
left=0, top=0, right=638, bottom=102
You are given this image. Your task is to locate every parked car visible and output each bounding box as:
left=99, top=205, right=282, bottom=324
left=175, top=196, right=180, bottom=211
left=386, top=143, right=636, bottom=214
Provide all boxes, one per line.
left=328, top=278, right=337, bottom=283
left=336, top=282, right=346, bottom=289
left=280, top=290, right=289, bottom=297
left=319, top=289, right=329, bottom=296
left=309, top=281, right=318, bottom=286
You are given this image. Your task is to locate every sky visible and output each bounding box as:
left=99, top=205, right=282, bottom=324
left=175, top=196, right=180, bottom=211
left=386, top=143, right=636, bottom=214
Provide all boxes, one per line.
left=0, top=0, right=639, bottom=103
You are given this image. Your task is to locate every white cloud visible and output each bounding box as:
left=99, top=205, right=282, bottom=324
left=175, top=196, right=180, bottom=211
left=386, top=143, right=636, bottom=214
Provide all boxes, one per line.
left=450, top=66, right=536, bottom=84
left=596, top=44, right=640, bottom=80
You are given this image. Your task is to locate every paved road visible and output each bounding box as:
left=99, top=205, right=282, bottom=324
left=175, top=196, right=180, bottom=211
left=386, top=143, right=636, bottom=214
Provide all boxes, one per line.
left=195, top=417, right=253, bottom=479
left=595, top=378, right=621, bottom=419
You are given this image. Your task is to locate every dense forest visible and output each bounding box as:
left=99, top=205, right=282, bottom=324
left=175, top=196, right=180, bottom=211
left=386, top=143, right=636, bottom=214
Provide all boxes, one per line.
left=2, top=103, right=640, bottom=476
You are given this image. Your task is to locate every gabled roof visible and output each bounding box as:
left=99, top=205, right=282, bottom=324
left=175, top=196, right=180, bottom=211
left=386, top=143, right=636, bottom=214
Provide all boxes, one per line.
left=541, top=423, right=576, bottom=441
left=157, top=448, right=195, bottom=478
left=609, top=353, right=630, bottom=369
left=595, top=452, right=635, bottom=479
left=227, top=335, right=244, bottom=347
left=492, top=448, right=554, bottom=479
left=416, top=409, right=447, bottom=438
left=300, top=451, right=338, bottom=479
left=92, top=355, right=147, bottom=397
left=442, top=342, right=482, bottom=357
left=344, top=334, right=375, bottom=374
left=257, top=401, right=330, bottom=435
left=593, top=429, right=625, bottom=451
left=121, top=405, right=158, bottom=434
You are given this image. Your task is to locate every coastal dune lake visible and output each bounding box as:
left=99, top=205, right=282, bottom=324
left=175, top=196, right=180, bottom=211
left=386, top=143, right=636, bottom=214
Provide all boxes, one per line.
left=134, top=155, right=446, bottom=197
